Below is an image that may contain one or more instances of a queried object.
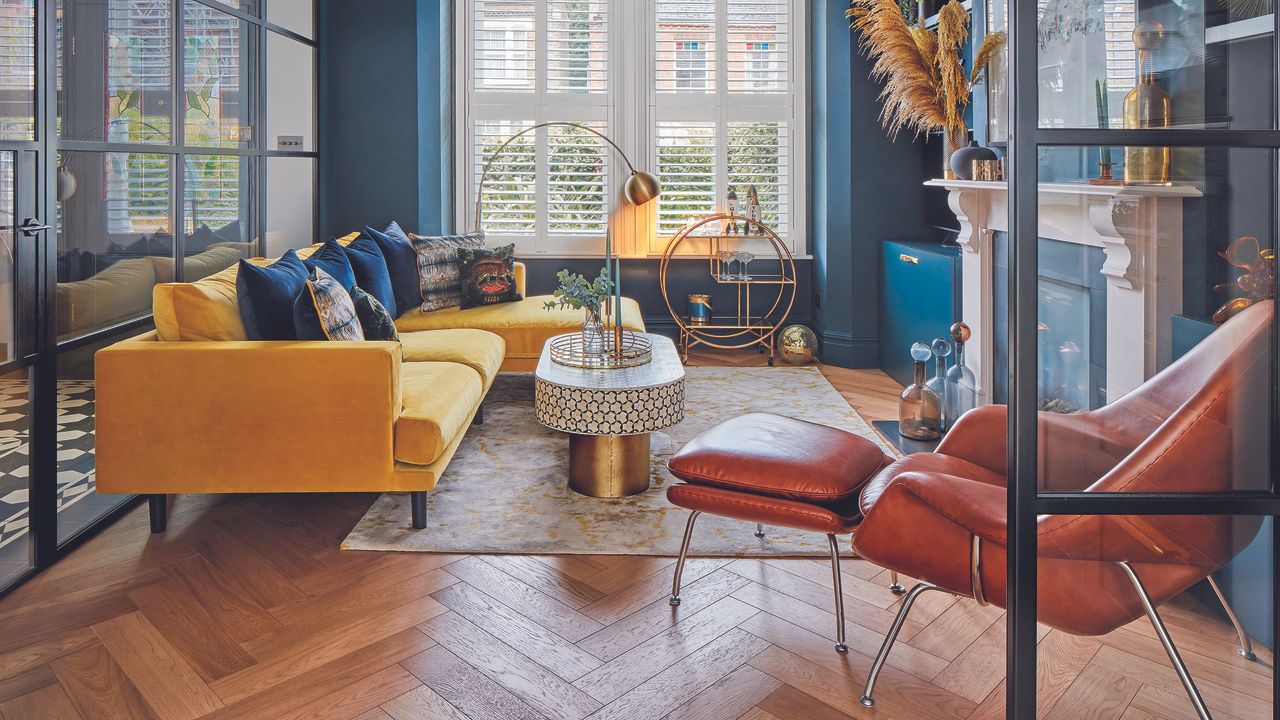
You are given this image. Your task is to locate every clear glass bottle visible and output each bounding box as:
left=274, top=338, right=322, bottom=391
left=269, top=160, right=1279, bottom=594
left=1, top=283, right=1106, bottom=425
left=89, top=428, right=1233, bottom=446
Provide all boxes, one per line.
left=945, top=322, right=978, bottom=425
left=927, top=337, right=951, bottom=431
left=900, top=342, right=943, bottom=441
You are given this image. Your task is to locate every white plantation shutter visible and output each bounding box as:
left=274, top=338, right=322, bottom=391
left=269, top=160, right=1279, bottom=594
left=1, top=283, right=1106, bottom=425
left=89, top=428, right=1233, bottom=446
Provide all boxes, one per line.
left=728, top=121, right=788, bottom=236
left=459, top=0, right=805, bottom=256
left=546, top=0, right=607, bottom=94
left=727, top=0, right=787, bottom=94
left=656, top=122, right=717, bottom=235
left=474, top=119, right=536, bottom=234
left=548, top=123, right=608, bottom=234
left=473, top=0, right=535, bottom=92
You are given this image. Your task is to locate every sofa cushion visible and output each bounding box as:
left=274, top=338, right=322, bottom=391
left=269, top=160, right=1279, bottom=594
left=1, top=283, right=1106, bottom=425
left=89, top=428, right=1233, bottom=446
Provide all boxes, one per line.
left=351, top=287, right=400, bottom=342
left=396, top=362, right=484, bottom=465
left=400, top=329, right=504, bottom=387
left=56, top=257, right=157, bottom=338
left=342, top=235, right=397, bottom=316
left=457, top=244, right=522, bottom=309
left=294, top=268, right=364, bottom=341
left=365, top=222, right=421, bottom=316
left=302, top=240, right=357, bottom=291
left=237, top=250, right=311, bottom=340
left=394, top=294, right=644, bottom=362
left=410, top=231, right=484, bottom=312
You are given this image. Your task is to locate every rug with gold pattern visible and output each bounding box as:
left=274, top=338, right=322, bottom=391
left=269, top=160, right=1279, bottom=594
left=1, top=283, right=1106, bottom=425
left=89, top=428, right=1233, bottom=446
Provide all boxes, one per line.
left=342, top=367, right=894, bottom=557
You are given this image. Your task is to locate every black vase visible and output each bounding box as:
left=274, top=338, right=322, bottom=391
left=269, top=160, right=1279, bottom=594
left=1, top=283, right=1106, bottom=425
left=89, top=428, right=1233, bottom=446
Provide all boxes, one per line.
left=949, top=140, right=998, bottom=181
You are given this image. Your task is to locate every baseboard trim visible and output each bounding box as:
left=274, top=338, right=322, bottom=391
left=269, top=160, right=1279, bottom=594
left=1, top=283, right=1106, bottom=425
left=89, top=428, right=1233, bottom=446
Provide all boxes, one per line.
left=818, top=331, right=879, bottom=368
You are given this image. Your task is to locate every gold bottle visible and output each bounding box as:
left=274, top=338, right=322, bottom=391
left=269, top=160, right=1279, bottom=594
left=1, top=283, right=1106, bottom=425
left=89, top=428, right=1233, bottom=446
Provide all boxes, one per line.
left=1123, top=23, right=1172, bottom=185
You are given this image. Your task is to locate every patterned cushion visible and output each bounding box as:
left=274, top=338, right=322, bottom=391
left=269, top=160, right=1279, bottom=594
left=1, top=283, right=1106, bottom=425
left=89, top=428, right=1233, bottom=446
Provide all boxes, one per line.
left=293, top=267, right=364, bottom=341
left=410, top=231, right=485, bottom=312
left=457, top=244, right=523, bottom=310
left=350, top=286, right=400, bottom=342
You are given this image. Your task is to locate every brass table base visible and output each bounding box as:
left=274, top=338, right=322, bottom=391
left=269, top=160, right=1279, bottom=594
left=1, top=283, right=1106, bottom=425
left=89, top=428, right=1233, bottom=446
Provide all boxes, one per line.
left=568, top=433, right=651, bottom=498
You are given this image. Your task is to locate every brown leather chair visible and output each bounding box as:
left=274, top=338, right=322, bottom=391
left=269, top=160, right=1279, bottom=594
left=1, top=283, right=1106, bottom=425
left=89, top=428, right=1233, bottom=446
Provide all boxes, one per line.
left=853, top=301, right=1273, bottom=719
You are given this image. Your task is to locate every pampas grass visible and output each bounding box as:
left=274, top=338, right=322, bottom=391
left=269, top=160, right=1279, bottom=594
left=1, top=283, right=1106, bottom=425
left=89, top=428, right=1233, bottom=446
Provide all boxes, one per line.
left=848, top=0, right=1005, bottom=148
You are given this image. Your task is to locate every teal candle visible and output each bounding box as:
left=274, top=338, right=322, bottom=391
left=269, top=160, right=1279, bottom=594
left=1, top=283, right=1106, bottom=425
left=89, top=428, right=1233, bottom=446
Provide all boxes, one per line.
left=615, top=256, right=622, bottom=328
left=603, top=229, right=612, bottom=288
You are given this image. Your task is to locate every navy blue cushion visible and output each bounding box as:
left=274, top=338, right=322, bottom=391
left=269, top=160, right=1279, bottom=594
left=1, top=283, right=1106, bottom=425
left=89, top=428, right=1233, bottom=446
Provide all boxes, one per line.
left=293, top=268, right=364, bottom=341
left=236, top=250, right=310, bottom=340
left=364, top=222, right=420, bottom=316
left=302, top=240, right=357, bottom=291
left=341, top=235, right=397, bottom=317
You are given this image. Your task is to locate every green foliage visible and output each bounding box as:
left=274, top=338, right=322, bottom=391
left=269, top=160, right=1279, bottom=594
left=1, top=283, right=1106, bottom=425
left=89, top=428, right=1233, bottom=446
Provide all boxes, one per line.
left=543, top=267, right=614, bottom=313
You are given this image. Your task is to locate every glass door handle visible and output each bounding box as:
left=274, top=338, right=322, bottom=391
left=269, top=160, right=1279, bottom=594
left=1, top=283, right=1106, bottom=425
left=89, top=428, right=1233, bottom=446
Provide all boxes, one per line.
left=18, top=218, right=51, bottom=236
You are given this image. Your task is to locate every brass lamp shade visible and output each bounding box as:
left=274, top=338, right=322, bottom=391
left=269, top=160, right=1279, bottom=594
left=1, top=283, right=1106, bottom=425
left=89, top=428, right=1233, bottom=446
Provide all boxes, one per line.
left=624, top=170, right=661, bottom=206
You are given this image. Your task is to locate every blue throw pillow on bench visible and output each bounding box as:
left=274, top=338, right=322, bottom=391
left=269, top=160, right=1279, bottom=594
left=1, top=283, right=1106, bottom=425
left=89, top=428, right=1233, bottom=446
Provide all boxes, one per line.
left=364, top=221, right=420, bottom=317
left=341, top=235, right=397, bottom=317
left=236, top=249, right=310, bottom=340
left=302, top=240, right=357, bottom=291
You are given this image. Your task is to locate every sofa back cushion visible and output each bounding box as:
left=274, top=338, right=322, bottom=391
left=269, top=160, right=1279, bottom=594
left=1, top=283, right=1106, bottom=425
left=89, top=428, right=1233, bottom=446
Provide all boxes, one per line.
left=56, top=257, right=157, bottom=338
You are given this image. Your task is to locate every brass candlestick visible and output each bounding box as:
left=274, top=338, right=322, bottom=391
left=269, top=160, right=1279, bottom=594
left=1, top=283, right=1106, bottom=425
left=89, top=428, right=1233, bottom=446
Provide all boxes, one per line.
left=1088, top=161, right=1123, bottom=186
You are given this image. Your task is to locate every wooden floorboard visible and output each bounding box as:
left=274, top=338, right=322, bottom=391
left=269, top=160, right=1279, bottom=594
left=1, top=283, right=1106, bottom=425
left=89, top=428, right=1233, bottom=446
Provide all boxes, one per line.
left=0, top=356, right=1270, bottom=719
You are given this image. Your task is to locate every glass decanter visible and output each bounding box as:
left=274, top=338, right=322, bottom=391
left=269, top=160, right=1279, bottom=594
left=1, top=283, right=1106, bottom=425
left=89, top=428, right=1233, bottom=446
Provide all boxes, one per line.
left=899, top=342, right=943, bottom=441
left=944, top=322, right=978, bottom=425
left=927, top=337, right=951, bottom=431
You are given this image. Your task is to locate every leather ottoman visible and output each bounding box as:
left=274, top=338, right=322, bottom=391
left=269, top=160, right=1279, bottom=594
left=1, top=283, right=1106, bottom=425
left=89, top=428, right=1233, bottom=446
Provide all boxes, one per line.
left=664, top=412, right=894, bottom=652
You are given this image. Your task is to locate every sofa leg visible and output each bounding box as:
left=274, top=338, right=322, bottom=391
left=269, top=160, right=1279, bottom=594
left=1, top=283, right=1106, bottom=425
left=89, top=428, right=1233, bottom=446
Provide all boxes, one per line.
left=149, top=494, right=167, bottom=533
left=473, top=405, right=484, bottom=426
left=669, top=511, right=700, bottom=606
left=410, top=492, right=427, bottom=529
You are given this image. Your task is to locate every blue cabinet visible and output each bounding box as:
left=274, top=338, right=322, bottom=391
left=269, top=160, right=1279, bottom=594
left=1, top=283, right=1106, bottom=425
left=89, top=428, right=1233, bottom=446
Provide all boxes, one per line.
left=879, top=240, right=962, bottom=387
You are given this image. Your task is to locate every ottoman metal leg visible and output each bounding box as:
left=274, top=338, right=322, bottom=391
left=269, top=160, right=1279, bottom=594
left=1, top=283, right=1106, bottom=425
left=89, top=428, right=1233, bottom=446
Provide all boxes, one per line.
left=670, top=511, right=701, bottom=606
left=755, top=522, right=766, bottom=538
left=827, top=533, right=850, bottom=653
left=889, top=571, right=907, bottom=594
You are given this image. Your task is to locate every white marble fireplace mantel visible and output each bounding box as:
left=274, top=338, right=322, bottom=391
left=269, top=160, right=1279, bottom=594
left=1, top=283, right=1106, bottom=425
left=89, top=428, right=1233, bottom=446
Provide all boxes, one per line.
left=924, top=178, right=1203, bottom=405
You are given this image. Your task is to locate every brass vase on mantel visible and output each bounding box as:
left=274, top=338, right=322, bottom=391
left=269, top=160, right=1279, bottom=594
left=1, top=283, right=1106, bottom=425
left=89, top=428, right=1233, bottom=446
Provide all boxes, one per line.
left=1122, top=22, right=1172, bottom=185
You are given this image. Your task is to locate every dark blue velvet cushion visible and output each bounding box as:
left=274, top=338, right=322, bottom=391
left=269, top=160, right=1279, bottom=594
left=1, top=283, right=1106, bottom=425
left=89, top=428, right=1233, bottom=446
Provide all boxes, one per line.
left=236, top=250, right=310, bottom=340
left=363, top=222, right=420, bottom=316
left=302, top=240, right=357, bottom=291
left=340, top=235, right=397, bottom=317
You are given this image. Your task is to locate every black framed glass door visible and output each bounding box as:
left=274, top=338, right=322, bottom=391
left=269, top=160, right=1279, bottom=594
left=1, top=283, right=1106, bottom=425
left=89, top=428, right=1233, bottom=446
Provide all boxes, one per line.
left=1004, top=0, right=1280, bottom=717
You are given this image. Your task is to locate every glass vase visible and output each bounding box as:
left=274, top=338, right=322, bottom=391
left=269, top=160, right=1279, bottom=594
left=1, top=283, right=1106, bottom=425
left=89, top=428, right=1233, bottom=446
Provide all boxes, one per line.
left=945, top=334, right=978, bottom=425
left=582, top=307, right=605, bottom=355
left=926, top=338, right=951, bottom=431
left=900, top=346, right=942, bottom=441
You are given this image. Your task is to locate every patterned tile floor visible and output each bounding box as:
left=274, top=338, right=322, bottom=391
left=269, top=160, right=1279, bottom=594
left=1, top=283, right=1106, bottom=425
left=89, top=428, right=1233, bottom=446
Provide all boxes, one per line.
left=0, top=379, right=99, bottom=551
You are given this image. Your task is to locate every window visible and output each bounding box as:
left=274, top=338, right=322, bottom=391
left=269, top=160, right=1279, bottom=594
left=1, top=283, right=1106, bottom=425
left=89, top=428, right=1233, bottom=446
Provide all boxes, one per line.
left=458, top=0, right=805, bottom=257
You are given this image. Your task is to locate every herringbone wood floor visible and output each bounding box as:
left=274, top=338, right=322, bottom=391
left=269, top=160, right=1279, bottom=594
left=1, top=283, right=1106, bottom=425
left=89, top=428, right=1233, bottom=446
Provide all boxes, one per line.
left=0, top=355, right=1272, bottom=720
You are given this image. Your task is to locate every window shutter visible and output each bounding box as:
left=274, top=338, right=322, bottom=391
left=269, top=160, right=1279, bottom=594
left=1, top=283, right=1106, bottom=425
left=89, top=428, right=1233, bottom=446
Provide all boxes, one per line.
left=656, top=122, right=717, bottom=236
left=726, top=0, right=788, bottom=94
left=474, top=120, right=536, bottom=234
left=473, top=0, right=535, bottom=92
left=655, top=1, right=716, bottom=94
left=728, top=121, right=788, bottom=236
left=546, top=0, right=607, bottom=94
left=548, top=123, right=608, bottom=234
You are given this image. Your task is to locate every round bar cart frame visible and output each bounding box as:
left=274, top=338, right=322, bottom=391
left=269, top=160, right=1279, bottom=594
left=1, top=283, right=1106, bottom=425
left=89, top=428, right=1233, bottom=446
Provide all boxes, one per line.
left=659, top=213, right=797, bottom=366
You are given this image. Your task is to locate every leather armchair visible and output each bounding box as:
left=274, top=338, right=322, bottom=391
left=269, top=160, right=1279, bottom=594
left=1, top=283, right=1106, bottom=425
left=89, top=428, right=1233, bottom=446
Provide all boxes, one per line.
left=853, top=301, right=1272, bottom=720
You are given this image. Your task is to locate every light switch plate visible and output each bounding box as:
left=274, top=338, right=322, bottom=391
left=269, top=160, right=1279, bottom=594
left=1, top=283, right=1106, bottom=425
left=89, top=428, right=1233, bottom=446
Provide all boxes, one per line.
left=277, top=135, right=304, bottom=149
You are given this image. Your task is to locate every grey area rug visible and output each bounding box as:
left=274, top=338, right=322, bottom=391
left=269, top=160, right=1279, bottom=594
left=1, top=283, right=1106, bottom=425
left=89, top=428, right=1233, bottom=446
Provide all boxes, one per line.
left=342, top=366, right=895, bottom=557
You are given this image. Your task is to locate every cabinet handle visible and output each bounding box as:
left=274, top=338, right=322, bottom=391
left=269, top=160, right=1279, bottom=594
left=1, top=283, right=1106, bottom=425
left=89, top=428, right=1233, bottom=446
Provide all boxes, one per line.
left=899, top=253, right=919, bottom=265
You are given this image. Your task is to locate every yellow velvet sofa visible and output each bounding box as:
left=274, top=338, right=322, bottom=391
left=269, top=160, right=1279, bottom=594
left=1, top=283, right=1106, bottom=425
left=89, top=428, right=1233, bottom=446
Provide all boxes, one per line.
left=95, top=233, right=644, bottom=531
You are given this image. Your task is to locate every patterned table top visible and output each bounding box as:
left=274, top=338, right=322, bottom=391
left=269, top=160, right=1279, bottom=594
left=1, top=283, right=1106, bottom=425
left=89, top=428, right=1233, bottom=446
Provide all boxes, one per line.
left=534, top=333, right=686, bottom=436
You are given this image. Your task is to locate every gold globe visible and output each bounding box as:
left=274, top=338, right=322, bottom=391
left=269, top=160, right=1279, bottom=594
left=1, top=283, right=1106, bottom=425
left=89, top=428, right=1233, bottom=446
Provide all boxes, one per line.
left=778, top=324, right=819, bottom=365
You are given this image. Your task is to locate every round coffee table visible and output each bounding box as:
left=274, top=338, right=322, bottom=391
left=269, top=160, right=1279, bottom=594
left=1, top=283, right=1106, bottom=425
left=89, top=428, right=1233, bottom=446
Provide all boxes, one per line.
left=534, top=333, right=686, bottom=497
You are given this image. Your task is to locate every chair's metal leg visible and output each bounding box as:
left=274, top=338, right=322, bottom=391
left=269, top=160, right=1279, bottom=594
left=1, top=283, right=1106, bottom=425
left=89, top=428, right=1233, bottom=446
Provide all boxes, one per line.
left=754, top=522, right=766, bottom=538
left=827, top=534, right=850, bottom=653
left=1118, top=563, right=1213, bottom=720
left=1206, top=575, right=1258, bottom=661
left=669, top=511, right=700, bottom=606
left=861, top=582, right=937, bottom=707
left=889, top=570, right=906, bottom=594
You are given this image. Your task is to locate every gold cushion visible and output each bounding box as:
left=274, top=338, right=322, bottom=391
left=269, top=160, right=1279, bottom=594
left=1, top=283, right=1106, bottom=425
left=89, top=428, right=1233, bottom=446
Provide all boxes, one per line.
left=396, top=362, right=484, bottom=465
left=57, top=258, right=157, bottom=338
left=400, top=329, right=505, bottom=387
left=394, top=295, right=645, bottom=362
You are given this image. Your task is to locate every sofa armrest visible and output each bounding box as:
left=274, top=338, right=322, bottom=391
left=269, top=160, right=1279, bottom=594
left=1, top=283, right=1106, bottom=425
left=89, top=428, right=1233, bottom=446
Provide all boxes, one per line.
left=94, top=336, right=403, bottom=494
left=514, top=261, right=527, bottom=297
